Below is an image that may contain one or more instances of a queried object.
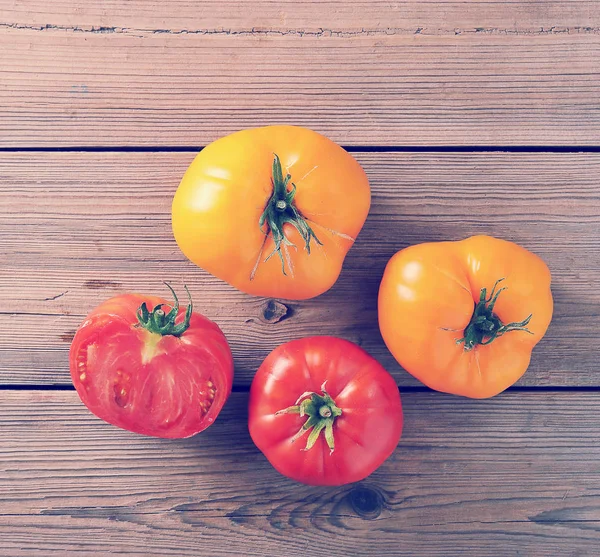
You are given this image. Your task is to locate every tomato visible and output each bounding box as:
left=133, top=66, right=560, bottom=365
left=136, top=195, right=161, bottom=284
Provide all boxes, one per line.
left=70, top=285, right=234, bottom=438
left=248, top=337, right=403, bottom=486
left=378, top=235, right=553, bottom=398
left=171, top=126, right=370, bottom=300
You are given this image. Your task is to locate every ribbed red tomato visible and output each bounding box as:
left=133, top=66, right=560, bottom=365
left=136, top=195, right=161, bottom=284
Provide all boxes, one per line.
left=70, top=286, right=233, bottom=438
left=248, top=337, right=403, bottom=485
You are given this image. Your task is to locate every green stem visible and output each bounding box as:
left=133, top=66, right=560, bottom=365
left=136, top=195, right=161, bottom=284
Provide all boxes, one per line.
left=457, top=278, right=533, bottom=351
left=257, top=154, right=322, bottom=276
left=275, top=382, right=342, bottom=454
left=137, top=283, right=193, bottom=337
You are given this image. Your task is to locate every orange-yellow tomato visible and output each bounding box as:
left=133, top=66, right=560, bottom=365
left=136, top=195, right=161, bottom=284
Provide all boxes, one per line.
left=378, top=236, right=553, bottom=398
left=172, top=126, right=370, bottom=300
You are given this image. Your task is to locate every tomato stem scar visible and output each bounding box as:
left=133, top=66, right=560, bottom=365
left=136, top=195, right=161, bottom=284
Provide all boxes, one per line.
left=255, top=154, right=323, bottom=278
left=137, top=283, right=193, bottom=337
left=275, top=381, right=342, bottom=454
left=457, top=278, right=533, bottom=350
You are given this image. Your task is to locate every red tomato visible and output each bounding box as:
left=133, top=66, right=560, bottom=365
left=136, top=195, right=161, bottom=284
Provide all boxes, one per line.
left=248, top=337, right=403, bottom=486
left=70, top=285, right=233, bottom=438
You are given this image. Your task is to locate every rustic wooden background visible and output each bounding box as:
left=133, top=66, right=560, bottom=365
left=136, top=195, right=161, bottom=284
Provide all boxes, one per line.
left=1, top=2, right=599, bottom=556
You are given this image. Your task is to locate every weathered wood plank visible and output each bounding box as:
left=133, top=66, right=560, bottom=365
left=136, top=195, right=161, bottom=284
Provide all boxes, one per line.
left=2, top=1, right=598, bottom=32
left=0, top=23, right=598, bottom=147
left=1, top=151, right=598, bottom=387
left=1, top=390, right=599, bottom=556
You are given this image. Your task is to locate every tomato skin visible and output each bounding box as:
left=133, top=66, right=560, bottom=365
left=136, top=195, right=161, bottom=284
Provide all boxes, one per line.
left=378, top=235, right=553, bottom=398
left=171, top=126, right=370, bottom=300
left=70, top=293, right=234, bottom=438
left=248, top=337, right=403, bottom=486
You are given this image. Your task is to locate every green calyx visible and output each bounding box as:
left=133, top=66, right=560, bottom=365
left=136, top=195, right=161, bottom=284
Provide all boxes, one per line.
left=258, top=154, right=322, bottom=276
left=457, top=278, right=533, bottom=351
left=276, top=381, right=342, bottom=454
left=137, top=283, right=193, bottom=337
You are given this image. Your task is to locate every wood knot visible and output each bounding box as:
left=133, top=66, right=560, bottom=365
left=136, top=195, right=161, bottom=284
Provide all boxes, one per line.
left=260, top=300, right=292, bottom=324
left=348, top=486, right=383, bottom=520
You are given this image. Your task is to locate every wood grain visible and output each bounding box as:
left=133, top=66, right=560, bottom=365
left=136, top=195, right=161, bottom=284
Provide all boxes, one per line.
left=2, top=1, right=598, bottom=32
left=1, top=390, right=599, bottom=556
left=1, top=151, right=599, bottom=387
left=0, top=13, right=599, bottom=147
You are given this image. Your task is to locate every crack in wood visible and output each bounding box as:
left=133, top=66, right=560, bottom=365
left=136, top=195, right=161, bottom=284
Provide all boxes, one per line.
left=1, top=22, right=600, bottom=37
left=43, top=291, right=68, bottom=302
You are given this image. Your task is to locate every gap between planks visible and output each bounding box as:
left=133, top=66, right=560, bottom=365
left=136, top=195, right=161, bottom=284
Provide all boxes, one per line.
left=3, top=385, right=600, bottom=393
left=1, top=146, right=600, bottom=153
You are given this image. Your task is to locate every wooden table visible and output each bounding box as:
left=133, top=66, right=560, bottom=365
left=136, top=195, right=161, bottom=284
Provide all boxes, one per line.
left=1, top=2, right=599, bottom=555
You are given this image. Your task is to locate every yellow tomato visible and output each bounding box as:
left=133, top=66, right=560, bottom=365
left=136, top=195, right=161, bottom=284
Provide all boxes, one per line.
left=172, top=126, right=370, bottom=300
left=378, top=236, right=553, bottom=398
